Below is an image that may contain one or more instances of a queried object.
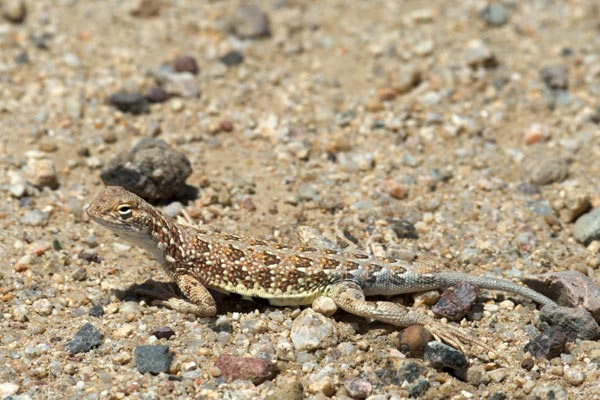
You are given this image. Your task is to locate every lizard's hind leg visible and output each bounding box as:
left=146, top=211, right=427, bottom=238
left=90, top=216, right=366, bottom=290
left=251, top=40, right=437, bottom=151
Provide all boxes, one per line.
left=328, top=281, right=500, bottom=361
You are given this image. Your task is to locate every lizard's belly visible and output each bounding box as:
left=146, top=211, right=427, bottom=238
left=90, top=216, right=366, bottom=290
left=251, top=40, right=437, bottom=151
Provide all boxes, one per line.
left=209, top=282, right=324, bottom=306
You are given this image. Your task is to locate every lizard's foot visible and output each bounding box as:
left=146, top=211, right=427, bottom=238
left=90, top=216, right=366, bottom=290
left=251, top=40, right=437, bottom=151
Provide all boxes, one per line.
left=152, top=297, right=213, bottom=317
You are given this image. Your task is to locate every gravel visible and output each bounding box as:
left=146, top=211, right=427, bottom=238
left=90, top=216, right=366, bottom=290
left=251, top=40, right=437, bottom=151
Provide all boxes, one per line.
left=66, top=323, right=103, bottom=354
left=2, top=1, right=600, bottom=398
left=134, top=345, right=173, bottom=374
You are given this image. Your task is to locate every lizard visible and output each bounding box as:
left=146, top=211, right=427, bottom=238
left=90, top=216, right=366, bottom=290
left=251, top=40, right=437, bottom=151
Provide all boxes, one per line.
left=86, top=185, right=559, bottom=358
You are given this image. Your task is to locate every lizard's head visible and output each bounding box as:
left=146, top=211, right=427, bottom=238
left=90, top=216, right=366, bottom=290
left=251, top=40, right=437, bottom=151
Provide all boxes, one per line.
left=86, top=186, right=157, bottom=240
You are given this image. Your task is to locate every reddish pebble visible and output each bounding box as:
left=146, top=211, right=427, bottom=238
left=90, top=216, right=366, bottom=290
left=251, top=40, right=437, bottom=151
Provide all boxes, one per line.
left=219, top=120, right=234, bottom=132
left=214, top=354, right=277, bottom=384
left=172, top=55, right=198, bottom=74
left=383, top=179, right=408, bottom=200
left=524, top=123, right=550, bottom=145
left=396, top=325, right=433, bottom=358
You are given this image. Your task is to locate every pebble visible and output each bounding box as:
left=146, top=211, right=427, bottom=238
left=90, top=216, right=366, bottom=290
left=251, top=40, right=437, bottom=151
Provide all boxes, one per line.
left=0, top=383, right=19, bottom=397
left=25, top=158, right=59, bottom=189
left=134, top=345, right=173, bottom=374
left=480, top=3, right=509, bottom=26
left=265, top=377, right=304, bottom=400
left=311, top=296, right=338, bottom=317
left=214, top=354, right=277, bottom=384
left=290, top=308, right=338, bottom=351
left=527, top=157, right=569, bottom=185
left=423, top=341, right=468, bottom=369
left=408, top=379, right=431, bottom=398
left=432, top=282, right=479, bottom=321
left=572, top=207, right=600, bottom=245
left=172, top=54, right=199, bottom=74
left=523, top=123, right=551, bottom=145
left=563, top=366, right=584, bottom=386
left=344, top=378, right=372, bottom=399
left=382, top=179, right=408, bottom=200
left=396, top=325, right=433, bottom=358
left=145, top=86, right=172, bottom=103
left=128, top=0, right=161, bottom=17
left=1, top=0, right=26, bottom=23
left=66, top=323, right=103, bottom=354
left=153, top=70, right=199, bottom=98
left=100, top=138, right=192, bottom=201
left=464, top=39, right=497, bottom=69
left=232, top=4, right=271, bottom=39
left=540, top=64, right=569, bottom=90
left=32, top=299, right=53, bottom=316
left=522, top=271, right=600, bottom=320
left=21, top=210, right=50, bottom=227
left=88, top=305, right=104, bottom=317
left=308, top=376, right=335, bottom=396
left=108, top=92, right=149, bottom=114
left=220, top=50, right=244, bottom=66
left=538, top=304, right=600, bottom=340
left=151, top=326, right=175, bottom=340
left=524, top=326, right=567, bottom=359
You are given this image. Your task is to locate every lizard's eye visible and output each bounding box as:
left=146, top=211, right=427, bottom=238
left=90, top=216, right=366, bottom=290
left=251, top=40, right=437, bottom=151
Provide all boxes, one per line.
left=117, top=204, right=132, bottom=218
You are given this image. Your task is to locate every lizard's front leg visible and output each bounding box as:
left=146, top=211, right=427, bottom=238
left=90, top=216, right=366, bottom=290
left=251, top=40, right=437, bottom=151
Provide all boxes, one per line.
left=328, top=281, right=498, bottom=358
left=153, top=274, right=217, bottom=317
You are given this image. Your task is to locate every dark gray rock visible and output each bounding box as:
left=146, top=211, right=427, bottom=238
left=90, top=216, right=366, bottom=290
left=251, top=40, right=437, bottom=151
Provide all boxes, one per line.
left=524, top=326, right=567, bottom=359
left=432, top=281, right=479, bottom=321
left=523, top=271, right=600, bottom=320
left=220, top=50, right=244, bottom=66
left=573, top=207, right=600, bottom=245
left=66, top=323, right=103, bottom=354
left=232, top=4, right=271, bottom=39
left=134, top=345, right=173, bottom=374
left=151, top=326, right=175, bottom=340
left=108, top=92, right=149, bottom=114
left=423, top=341, right=468, bottom=369
left=540, top=64, right=569, bottom=90
left=88, top=305, right=104, bottom=318
left=100, top=138, right=192, bottom=201
left=408, top=379, right=431, bottom=398
left=538, top=304, right=600, bottom=340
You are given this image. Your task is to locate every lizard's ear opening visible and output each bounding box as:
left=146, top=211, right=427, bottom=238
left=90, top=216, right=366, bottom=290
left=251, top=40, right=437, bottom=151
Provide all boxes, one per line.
left=117, top=203, right=133, bottom=218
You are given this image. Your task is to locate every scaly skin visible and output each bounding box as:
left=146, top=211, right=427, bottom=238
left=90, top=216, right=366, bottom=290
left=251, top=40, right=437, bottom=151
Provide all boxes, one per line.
left=86, top=186, right=557, bottom=360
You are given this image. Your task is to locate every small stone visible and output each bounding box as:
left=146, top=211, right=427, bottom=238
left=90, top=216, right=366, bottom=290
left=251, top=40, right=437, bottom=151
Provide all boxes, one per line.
left=394, top=65, right=421, bottom=94
left=2, top=0, right=26, bottom=23
left=432, top=282, right=479, bottom=321
left=145, top=87, right=172, bottom=103
left=408, top=379, right=431, bottom=398
left=291, top=308, right=338, bottom=351
left=344, top=378, right=372, bottom=399
left=0, top=383, right=19, bottom=397
left=308, top=376, right=335, bottom=396
left=109, top=92, right=149, bottom=114
left=170, top=98, right=185, bottom=112
left=465, top=365, right=490, bottom=386
left=540, top=64, right=568, bottom=90
left=28, top=240, right=52, bottom=256
left=100, top=138, right=192, bottom=201
left=396, top=325, right=433, bottom=358
left=21, top=210, right=50, bottom=227
left=114, top=324, right=135, bottom=338
left=521, top=357, right=535, bottom=370
left=151, top=326, right=175, bottom=340
left=232, top=4, right=271, bottom=39
left=311, top=296, right=337, bottom=317
left=214, top=354, right=276, bottom=384
left=89, top=305, right=104, bottom=317
left=424, top=341, right=468, bottom=369
left=527, top=157, right=569, bottom=185
left=32, top=299, right=53, bottom=316
left=538, top=304, right=600, bottom=340
left=151, top=68, right=199, bottom=99
left=265, top=377, right=303, bottom=400
left=66, top=323, right=103, bottom=354
left=382, top=179, right=408, bottom=200
left=113, top=351, right=132, bottom=365
left=464, top=39, right=497, bottom=69
left=572, top=207, right=600, bottom=245
left=480, top=3, right=509, bottom=26
left=172, top=55, right=198, bottom=74
left=523, top=123, right=550, bottom=145
left=563, top=366, right=584, bottom=386
left=128, top=0, right=161, bottom=17
left=525, top=325, right=567, bottom=360
left=522, top=271, right=600, bottom=320
left=134, top=345, right=173, bottom=374
left=220, top=50, right=244, bottom=66
left=26, top=158, right=59, bottom=189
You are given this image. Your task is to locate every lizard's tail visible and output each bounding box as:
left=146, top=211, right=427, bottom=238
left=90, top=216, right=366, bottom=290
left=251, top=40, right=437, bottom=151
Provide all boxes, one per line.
left=434, top=271, right=557, bottom=308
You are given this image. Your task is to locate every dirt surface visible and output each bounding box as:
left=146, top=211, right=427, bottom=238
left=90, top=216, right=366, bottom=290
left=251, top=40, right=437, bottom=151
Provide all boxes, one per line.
left=2, top=1, right=600, bottom=399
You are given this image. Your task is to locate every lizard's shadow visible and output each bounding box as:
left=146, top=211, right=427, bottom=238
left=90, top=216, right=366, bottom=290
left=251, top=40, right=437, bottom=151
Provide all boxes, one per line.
left=114, top=279, right=272, bottom=315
